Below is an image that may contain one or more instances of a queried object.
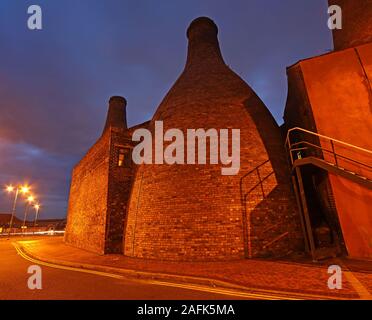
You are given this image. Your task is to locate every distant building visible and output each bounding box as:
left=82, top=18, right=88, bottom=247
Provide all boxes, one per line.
left=0, top=213, right=65, bottom=231
left=0, top=214, right=22, bottom=228
left=34, top=219, right=66, bottom=231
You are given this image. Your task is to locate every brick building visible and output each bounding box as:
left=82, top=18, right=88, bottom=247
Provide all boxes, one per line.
left=65, top=2, right=372, bottom=262
left=283, top=0, right=372, bottom=259
left=123, top=17, right=304, bottom=261
left=65, top=97, right=137, bottom=254
left=65, top=17, right=304, bottom=260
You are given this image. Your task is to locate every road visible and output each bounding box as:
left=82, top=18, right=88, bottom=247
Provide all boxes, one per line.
left=0, top=238, right=246, bottom=300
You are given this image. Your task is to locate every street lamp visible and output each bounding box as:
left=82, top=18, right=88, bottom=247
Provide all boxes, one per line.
left=22, top=195, right=35, bottom=230
left=21, top=186, right=30, bottom=194
left=33, top=204, right=41, bottom=228
left=6, top=184, right=30, bottom=235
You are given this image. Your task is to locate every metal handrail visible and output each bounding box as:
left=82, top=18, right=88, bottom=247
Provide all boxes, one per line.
left=285, top=127, right=372, bottom=155
left=240, top=159, right=270, bottom=181
left=243, top=171, right=275, bottom=199
left=239, top=159, right=274, bottom=259
left=289, top=141, right=372, bottom=170
left=285, top=127, right=372, bottom=175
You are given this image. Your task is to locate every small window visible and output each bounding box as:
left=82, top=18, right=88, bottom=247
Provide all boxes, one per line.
left=118, top=149, right=125, bottom=167
left=117, top=148, right=131, bottom=167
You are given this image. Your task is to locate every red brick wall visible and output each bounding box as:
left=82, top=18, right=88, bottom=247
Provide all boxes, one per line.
left=123, top=18, right=303, bottom=261
left=65, top=128, right=135, bottom=254
left=329, top=0, right=372, bottom=51
left=284, top=43, right=372, bottom=259
left=64, top=132, right=110, bottom=254
left=105, top=128, right=134, bottom=253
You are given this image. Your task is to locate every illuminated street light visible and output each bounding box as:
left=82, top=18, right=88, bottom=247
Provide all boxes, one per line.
left=21, top=186, right=30, bottom=194
left=6, top=184, right=30, bottom=235
left=33, top=204, right=41, bottom=228
left=22, top=194, right=36, bottom=230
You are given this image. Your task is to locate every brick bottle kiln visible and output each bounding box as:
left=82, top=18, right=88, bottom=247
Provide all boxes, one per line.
left=124, top=17, right=303, bottom=261
left=65, top=17, right=304, bottom=260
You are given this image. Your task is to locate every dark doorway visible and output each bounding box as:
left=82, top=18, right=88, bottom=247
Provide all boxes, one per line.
left=295, top=165, right=347, bottom=260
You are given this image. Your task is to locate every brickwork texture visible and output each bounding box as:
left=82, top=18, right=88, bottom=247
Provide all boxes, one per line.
left=123, top=17, right=303, bottom=261
left=65, top=17, right=305, bottom=261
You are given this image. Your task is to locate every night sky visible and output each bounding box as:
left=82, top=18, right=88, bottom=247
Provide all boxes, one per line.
left=0, top=0, right=333, bottom=219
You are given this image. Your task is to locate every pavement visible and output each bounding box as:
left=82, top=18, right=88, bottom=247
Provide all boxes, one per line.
left=2, top=235, right=372, bottom=300
left=0, top=238, right=247, bottom=300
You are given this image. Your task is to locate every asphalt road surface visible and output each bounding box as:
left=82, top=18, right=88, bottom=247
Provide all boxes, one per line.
left=0, top=238, right=245, bottom=300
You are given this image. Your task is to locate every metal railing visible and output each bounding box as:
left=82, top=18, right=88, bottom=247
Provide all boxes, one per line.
left=285, top=127, right=372, bottom=176
left=240, top=159, right=275, bottom=258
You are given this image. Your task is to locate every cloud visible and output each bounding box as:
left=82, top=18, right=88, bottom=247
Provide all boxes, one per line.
left=0, top=137, right=76, bottom=218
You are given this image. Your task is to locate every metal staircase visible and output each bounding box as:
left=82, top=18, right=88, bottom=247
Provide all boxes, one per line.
left=285, top=127, right=372, bottom=188
left=285, top=127, right=372, bottom=260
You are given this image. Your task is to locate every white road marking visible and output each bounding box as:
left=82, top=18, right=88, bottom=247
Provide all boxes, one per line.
left=12, top=242, right=353, bottom=300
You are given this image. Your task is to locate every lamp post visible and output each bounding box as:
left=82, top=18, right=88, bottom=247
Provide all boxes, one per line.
left=22, top=195, right=35, bottom=231
left=33, top=204, right=40, bottom=228
left=6, top=185, right=30, bottom=235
